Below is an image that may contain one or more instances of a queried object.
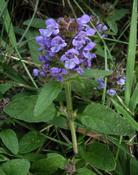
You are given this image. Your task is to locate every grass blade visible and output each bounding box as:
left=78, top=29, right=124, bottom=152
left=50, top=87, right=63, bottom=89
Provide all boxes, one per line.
left=125, top=0, right=137, bottom=105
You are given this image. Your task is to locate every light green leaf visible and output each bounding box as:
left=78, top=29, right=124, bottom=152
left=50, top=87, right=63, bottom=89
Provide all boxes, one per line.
left=23, top=18, right=45, bottom=28
left=81, top=142, right=115, bottom=171
left=34, top=81, right=62, bottom=117
left=79, top=103, right=134, bottom=135
left=4, top=95, right=56, bottom=123
left=31, top=153, right=66, bottom=174
left=125, top=0, right=137, bottom=105
left=1, top=159, right=30, bottom=175
left=82, top=69, right=112, bottom=79
left=19, top=131, right=45, bottom=154
left=0, top=129, right=19, bottom=154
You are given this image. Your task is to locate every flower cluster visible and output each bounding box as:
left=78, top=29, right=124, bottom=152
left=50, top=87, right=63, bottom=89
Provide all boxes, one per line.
left=33, top=14, right=108, bottom=81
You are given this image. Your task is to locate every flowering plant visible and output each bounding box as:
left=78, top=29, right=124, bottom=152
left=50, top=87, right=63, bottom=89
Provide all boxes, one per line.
left=33, top=14, right=107, bottom=81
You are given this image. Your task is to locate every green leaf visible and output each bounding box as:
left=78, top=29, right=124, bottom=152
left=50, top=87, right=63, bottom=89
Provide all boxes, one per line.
left=25, top=30, right=40, bottom=64
left=19, top=131, right=45, bottom=154
left=0, top=0, right=17, bottom=48
left=130, top=158, right=138, bottom=175
left=31, top=153, right=66, bottom=174
left=0, top=129, right=19, bottom=154
left=81, top=142, right=115, bottom=171
left=129, top=83, right=138, bottom=111
left=76, top=168, right=96, bottom=175
left=125, top=0, right=137, bottom=105
left=1, top=159, right=30, bottom=175
left=106, top=19, right=118, bottom=34
left=4, top=95, right=56, bottom=123
left=0, top=63, right=27, bottom=84
left=0, top=154, right=9, bottom=162
left=34, top=81, right=62, bottom=117
left=82, top=69, right=112, bottom=79
left=0, top=168, right=6, bottom=175
left=112, top=99, right=138, bottom=132
left=79, top=103, right=134, bottom=135
left=109, top=9, right=128, bottom=21
left=0, top=82, right=15, bottom=94
left=23, top=18, right=45, bottom=28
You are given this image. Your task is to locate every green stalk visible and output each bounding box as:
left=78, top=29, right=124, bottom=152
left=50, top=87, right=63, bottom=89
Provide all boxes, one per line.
left=65, top=81, right=78, bottom=154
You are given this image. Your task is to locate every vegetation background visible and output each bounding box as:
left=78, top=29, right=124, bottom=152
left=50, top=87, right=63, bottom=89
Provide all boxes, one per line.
left=0, top=0, right=138, bottom=175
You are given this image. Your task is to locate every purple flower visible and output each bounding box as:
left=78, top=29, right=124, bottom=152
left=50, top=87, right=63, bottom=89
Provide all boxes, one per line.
left=85, top=25, right=96, bottom=36
left=40, top=70, right=46, bottom=77
left=75, top=67, right=84, bottom=74
left=96, top=23, right=108, bottom=32
left=33, top=68, right=39, bottom=77
left=51, top=36, right=67, bottom=53
left=82, top=41, right=96, bottom=59
left=97, top=79, right=105, bottom=89
left=72, top=31, right=90, bottom=50
left=60, top=48, right=80, bottom=69
left=117, top=77, right=126, bottom=86
left=50, top=67, right=68, bottom=81
left=44, top=18, right=59, bottom=37
left=107, top=89, right=116, bottom=96
left=77, top=14, right=91, bottom=26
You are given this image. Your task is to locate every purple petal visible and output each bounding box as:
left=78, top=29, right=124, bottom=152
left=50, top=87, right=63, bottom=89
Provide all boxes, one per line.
left=77, top=14, right=91, bottom=25
left=107, top=89, right=116, bottom=96
left=33, top=68, right=39, bottom=76
left=65, top=60, right=76, bottom=69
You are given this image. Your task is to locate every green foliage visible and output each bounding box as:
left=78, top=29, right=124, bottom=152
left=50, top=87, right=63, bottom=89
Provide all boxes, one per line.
left=0, top=129, right=19, bottom=155
left=34, top=81, right=62, bottom=117
left=125, top=0, right=137, bottom=106
left=106, top=9, right=128, bottom=34
left=79, top=103, right=134, bottom=135
left=1, top=159, right=30, bottom=175
left=82, top=69, right=112, bottom=79
left=0, top=0, right=138, bottom=175
left=19, top=131, right=45, bottom=154
left=76, top=168, right=96, bottom=175
left=80, top=142, right=115, bottom=171
left=31, top=153, right=66, bottom=174
left=4, top=95, right=56, bottom=122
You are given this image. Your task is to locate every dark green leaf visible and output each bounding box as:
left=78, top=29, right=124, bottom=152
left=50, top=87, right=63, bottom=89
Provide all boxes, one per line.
left=130, top=158, right=138, bottom=175
left=81, top=142, right=115, bottom=171
left=76, top=168, right=96, bottom=175
left=0, top=168, right=6, bottom=175
left=0, top=154, right=9, bottom=162
left=31, top=153, right=66, bottom=174
left=0, top=129, right=19, bottom=154
left=79, top=103, right=134, bottom=135
left=106, top=19, right=118, bottom=34
left=4, top=95, right=56, bottom=123
left=0, top=82, right=15, bottom=94
left=25, top=30, right=40, bottom=63
left=1, top=159, right=30, bottom=175
left=19, top=131, right=45, bottom=154
left=34, top=81, right=62, bottom=117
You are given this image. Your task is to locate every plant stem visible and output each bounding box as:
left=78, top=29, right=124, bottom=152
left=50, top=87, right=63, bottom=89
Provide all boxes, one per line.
left=65, top=81, right=78, bottom=154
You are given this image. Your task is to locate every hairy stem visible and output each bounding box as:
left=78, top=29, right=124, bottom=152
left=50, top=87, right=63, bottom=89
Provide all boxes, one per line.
left=65, top=81, right=78, bottom=154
